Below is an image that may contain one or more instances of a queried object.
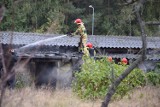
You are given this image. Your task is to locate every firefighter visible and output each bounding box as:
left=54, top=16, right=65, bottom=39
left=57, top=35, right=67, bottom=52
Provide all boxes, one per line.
left=107, top=56, right=113, bottom=62
left=121, top=57, right=128, bottom=65
left=70, top=18, right=89, bottom=56
left=86, top=42, right=96, bottom=57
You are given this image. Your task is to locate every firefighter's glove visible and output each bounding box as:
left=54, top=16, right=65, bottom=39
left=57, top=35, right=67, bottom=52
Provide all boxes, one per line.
left=67, top=32, right=71, bottom=36
left=67, top=32, right=74, bottom=37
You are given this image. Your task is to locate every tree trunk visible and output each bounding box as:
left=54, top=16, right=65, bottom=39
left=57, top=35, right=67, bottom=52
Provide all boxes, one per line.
left=101, top=0, right=147, bottom=107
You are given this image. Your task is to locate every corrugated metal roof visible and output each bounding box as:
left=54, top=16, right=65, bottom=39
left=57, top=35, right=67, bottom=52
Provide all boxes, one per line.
left=1, top=32, right=160, bottom=49
left=107, top=54, right=160, bottom=61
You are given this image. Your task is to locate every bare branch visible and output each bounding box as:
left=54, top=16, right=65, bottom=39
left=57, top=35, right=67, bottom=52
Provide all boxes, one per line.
left=101, top=0, right=147, bottom=107
left=14, top=0, right=24, bottom=5
left=145, top=21, right=160, bottom=25
left=0, top=5, right=5, bottom=23
left=122, top=0, right=139, bottom=5
left=101, top=56, right=143, bottom=107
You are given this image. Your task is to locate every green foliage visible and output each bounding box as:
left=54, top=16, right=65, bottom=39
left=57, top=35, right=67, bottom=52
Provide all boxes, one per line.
left=114, top=65, right=146, bottom=99
left=0, top=0, right=159, bottom=36
left=72, top=57, right=112, bottom=99
left=15, top=72, right=32, bottom=89
left=72, top=57, right=160, bottom=100
left=15, top=73, right=26, bottom=88
left=146, top=72, right=160, bottom=86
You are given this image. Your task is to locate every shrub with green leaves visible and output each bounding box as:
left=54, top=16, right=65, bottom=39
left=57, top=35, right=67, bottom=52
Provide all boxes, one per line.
left=72, top=57, right=149, bottom=100
left=146, top=71, right=160, bottom=86
left=15, top=72, right=32, bottom=88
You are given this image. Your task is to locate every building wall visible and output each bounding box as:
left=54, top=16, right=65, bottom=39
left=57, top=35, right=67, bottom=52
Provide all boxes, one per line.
left=29, top=59, right=74, bottom=89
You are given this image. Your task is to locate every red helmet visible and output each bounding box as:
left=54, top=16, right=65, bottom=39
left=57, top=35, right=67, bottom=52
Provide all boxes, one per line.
left=74, top=18, right=82, bottom=24
left=107, top=56, right=113, bottom=62
left=107, top=56, right=112, bottom=62
left=121, top=58, right=128, bottom=64
left=86, top=42, right=93, bottom=48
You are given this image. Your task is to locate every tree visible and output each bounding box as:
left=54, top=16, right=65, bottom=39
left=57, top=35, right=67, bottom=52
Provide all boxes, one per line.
left=101, top=0, right=147, bottom=106
left=0, top=0, right=159, bottom=35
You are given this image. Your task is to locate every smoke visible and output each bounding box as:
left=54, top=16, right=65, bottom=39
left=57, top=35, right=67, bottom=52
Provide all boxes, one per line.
left=34, top=62, right=73, bottom=89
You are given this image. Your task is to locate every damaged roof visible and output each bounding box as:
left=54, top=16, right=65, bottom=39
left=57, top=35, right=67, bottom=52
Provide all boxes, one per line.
left=1, top=32, right=160, bottom=49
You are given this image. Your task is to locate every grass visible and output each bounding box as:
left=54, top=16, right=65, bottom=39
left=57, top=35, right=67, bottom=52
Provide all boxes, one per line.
left=109, top=86, right=160, bottom=107
left=2, top=86, right=160, bottom=107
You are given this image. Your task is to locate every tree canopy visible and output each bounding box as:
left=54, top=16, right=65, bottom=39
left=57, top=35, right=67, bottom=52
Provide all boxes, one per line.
left=0, top=0, right=159, bottom=36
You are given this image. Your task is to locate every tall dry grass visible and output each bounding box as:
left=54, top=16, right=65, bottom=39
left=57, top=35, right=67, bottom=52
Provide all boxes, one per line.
left=2, top=87, right=100, bottom=107
left=109, top=86, right=160, bottom=107
left=2, top=86, right=160, bottom=107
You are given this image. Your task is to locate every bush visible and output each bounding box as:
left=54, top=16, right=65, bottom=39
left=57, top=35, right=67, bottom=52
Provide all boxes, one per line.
left=72, top=57, right=112, bottom=99
left=146, top=71, right=160, bottom=86
left=72, top=57, right=160, bottom=100
left=15, top=71, right=32, bottom=88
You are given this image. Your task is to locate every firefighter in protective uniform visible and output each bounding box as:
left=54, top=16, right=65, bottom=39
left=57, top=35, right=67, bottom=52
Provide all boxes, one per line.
left=71, top=18, right=89, bottom=56
left=86, top=42, right=96, bottom=57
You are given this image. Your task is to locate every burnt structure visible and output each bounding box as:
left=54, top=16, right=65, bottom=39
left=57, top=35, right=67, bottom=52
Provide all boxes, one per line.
left=0, top=32, right=160, bottom=88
